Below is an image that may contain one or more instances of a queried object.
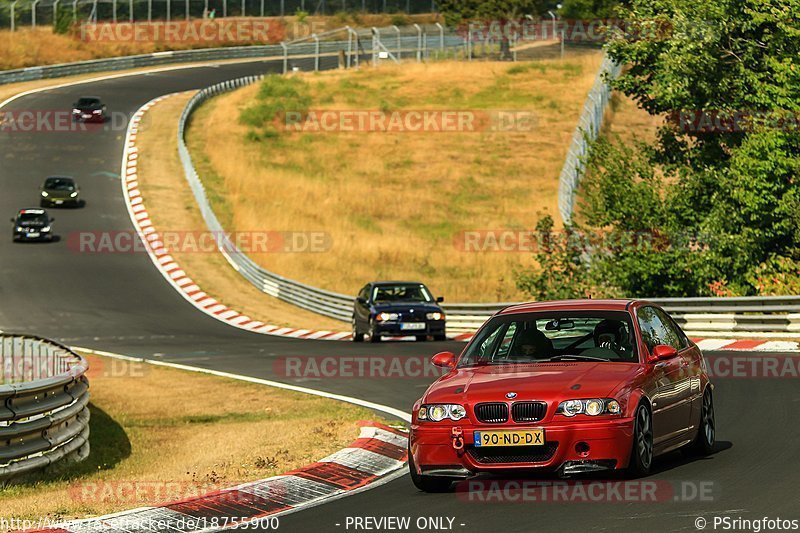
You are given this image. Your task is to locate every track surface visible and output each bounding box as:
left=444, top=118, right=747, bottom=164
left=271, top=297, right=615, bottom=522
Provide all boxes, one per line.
left=1, top=60, right=798, bottom=533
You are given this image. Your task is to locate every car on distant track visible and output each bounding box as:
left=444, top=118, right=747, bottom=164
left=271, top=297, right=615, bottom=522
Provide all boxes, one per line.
left=71, top=96, right=107, bottom=123
left=11, top=208, right=55, bottom=242
left=352, top=281, right=446, bottom=342
left=408, top=299, right=715, bottom=492
left=40, top=176, right=81, bottom=207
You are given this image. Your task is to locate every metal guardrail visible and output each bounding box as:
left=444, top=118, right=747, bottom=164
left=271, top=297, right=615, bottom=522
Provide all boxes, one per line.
left=0, top=334, right=90, bottom=482
left=557, top=53, right=621, bottom=225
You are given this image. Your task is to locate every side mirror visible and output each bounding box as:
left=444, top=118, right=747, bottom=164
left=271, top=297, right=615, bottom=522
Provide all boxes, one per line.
left=436, top=296, right=444, bottom=303
left=650, top=344, right=677, bottom=362
left=50, top=217, right=55, bottom=222
left=356, top=296, right=366, bottom=305
left=431, top=351, right=456, bottom=369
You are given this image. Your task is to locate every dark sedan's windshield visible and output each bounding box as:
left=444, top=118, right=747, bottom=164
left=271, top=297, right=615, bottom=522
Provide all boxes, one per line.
left=16, top=213, right=48, bottom=226
left=458, top=311, right=638, bottom=367
left=76, top=98, right=101, bottom=107
left=372, top=284, right=433, bottom=303
left=44, top=178, right=75, bottom=191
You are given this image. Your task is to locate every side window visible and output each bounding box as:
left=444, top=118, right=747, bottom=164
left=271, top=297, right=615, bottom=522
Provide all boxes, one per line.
left=655, top=308, right=689, bottom=350
left=475, top=324, right=507, bottom=361
left=358, top=286, right=369, bottom=302
left=637, top=306, right=669, bottom=353
left=496, top=322, right=518, bottom=359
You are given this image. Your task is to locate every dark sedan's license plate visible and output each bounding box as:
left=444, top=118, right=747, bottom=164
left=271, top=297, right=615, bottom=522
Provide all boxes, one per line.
left=474, top=429, right=545, bottom=447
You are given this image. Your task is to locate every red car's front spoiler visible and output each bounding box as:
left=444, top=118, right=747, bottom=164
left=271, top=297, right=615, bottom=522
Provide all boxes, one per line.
left=410, top=417, right=635, bottom=477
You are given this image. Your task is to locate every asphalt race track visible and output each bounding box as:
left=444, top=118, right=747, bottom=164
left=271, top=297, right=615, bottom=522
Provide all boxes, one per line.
left=1, top=60, right=798, bottom=532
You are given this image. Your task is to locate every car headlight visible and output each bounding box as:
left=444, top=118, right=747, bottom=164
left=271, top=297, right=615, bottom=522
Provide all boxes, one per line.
left=417, top=404, right=466, bottom=422
left=15, top=226, right=24, bottom=232
left=376, top=312, right=399, bottom=322
left=426, top=312, right=445, bottom=321
left=70, top=191, right=78, bottom=198
left=41, top=191, right=48, bottom=197
left=557, top=398, right=621, bottom=417
left=42, top=226, right=51, bottom=232
left=72, top=108, right=80, bottom=113
left=92, top=109, right=102, bottom=114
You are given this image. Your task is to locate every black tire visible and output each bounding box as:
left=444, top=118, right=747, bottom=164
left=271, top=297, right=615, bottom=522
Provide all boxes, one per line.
left=433, top=334, right=447, bottom=341
left=687, top=389, right=715, bottom=455
left=627, top=403, right=653, bottom=477
left=415, top=335, right=427, bottom=342
left=351, top=317, right=363, bottom=342
left=408, top=445, right=454, bottom=493
left=368, top=320, right=381, bottom=343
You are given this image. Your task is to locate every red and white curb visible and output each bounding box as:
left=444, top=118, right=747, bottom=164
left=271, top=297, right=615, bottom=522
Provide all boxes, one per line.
left=694, top=338, right=799, bottom=352
left=122, top=96, right=475, bottom=344
left=121, top=95, right=354, bottom=342
left=25, top=423, right=407, bottom=533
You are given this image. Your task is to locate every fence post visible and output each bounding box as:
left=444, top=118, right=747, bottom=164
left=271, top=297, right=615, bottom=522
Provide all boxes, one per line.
left=280, top=0, right=284, bottom=16
left=241, top=0, right=245, bottom=17
left=345, top=25, right=352, bottom=68
left=147, top=0, right=151, bottom=21
left=72, top=0, right=78, bottom=23
left=392, top=25, right=401, bottom=62
left=414, top=23, right=421, bottom=62
left=281, top=41, right=288, bottom=74
left=11, top=0, right=17, bottom=31
left=371, top=27, right=379, bottom=66
left=32, top=0, right=40, bottom=28
left=185, top=0, right=189, bottom=20
left=313, top=33, right=320, bottom=71
left=53, top=0, right=60, bottom=26
left=436, top=22, right=443, bottom=51
left=561, top=29, right=565, bottom=58
left=113, top=0, right=117, bottom=22
left=130, top=0, right=134, bottom=21
left=223, top=0, right=227, bottom=17
left=166, top=0, right=171, bottom=21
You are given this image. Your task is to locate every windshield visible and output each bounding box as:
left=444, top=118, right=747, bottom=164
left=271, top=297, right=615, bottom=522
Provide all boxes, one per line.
left=458, top=311, right=638, bottom=367
left=372, top=284, right=433, bottom=303
left=17, top=213, right=48, bottom=226
left=76, top=98, right=101, bottom=107
left=44, top=178, right=75, bottom=191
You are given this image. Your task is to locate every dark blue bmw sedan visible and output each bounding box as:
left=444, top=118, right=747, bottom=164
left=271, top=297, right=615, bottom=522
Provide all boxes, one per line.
left=352, top=281, right=446, bottom=342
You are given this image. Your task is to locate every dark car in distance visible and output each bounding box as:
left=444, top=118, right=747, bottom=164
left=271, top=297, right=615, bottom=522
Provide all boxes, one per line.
left=72, top=96, right=107, bottom=123
left=353, top=281, right=446, bottom=342
left=41, top=176, right=81, bottom=207
left=11, top=209, right=54, bottom=242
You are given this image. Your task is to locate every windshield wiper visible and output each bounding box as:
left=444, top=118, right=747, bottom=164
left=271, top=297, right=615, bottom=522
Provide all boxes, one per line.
left=546, top=355, right=609, bottom=362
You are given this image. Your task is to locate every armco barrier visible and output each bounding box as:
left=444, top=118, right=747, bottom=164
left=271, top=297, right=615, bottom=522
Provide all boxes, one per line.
left=0, top=335, right=90, bottom=481
left=176, top=75, right=800, bottom=339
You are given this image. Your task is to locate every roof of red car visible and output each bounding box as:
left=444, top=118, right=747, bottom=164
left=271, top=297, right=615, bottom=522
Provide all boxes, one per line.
left=498, top=299, right=638, bottom=315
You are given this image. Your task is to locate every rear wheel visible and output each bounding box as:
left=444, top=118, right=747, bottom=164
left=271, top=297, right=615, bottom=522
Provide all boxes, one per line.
left=627, top=403, right=653, bottom=477
left=408, top=445, right=454, bottom=493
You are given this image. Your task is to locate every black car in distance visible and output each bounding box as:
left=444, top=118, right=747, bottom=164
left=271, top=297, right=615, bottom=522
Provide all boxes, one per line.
left=353, top=281, right=446, bottom=342
left=72, top=96, right=107, bottom=123
left=11, top=209, right=54, bottom=242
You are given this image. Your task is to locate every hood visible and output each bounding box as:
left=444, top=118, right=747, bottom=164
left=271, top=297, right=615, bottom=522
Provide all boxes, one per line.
left=424, top=362, right=643, bottom=404
left=373, top=302, right=442, bottom=313
left=44, top=188, right=75, bottom=197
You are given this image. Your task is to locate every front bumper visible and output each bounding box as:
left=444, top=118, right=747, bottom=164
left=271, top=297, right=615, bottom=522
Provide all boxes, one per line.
left=42, top=196, right=79, bottom=207
left=410, top=418, right=634, bottom=477
left=375, top=320, right=445, bottom=336
left=14, top=231, right=52, bottom=241
left=73, top=112, right=104, bottom=123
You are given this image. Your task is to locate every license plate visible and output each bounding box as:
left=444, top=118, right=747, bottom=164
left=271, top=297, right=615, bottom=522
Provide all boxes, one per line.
left=400, top=322, right=425, bottom=330
left=55, top=200, right=63, bottom=204
left=27, top=232, right=40, bottom=238
left=474, top=429, right=545, bottom=447
left=82, top=114, right=92, bottom=119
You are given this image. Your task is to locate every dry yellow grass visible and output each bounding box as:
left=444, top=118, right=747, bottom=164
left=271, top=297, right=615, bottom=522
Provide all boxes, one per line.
left=0, top=353, right=378, bottom=522
left=0, top=14, right=440, bottom=71
left=135, top=92, right=346, bottom=330
left=188, top=54, right=604, bottom=302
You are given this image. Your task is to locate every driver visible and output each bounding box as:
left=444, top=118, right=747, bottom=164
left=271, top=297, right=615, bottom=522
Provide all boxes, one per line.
left=510, top=325, right=553, bottom=360
left=593, top=319, right=632, bottom=356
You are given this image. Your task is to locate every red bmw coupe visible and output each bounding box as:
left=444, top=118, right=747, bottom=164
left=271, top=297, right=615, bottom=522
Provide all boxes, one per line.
left=409, top=299, right=715, bottom=492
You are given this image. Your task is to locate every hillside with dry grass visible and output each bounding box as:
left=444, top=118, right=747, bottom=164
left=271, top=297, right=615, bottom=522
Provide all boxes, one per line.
left=187, top=52, right=604, bottom=302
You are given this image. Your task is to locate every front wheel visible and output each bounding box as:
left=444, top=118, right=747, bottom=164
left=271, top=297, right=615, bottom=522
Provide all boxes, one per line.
left=367, top=320, right=381, bottom=343
left=627, top=403, right=653, bottom=477
left=351, top=317, right=363, bottom=342
left=408, top=446, right=454, bottom=493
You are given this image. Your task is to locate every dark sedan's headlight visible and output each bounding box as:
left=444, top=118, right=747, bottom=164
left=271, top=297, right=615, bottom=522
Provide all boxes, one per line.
left=376, top=312, right=399, bottom=321
left=556, top=398, right=621, bottom=417
left=426, top=312, right=445, bottom=321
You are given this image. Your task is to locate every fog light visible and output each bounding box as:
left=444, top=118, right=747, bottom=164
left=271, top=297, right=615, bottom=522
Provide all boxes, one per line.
left=575, top=442, right=590, bottom=457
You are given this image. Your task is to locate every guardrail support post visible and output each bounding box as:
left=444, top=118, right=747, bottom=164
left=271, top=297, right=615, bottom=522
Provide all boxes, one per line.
left=281, top=41, right=288, bottom=74
left=392, top=24, right=401, bottom=62
left=32, top=0, right=40, bottom=28
left=413, top=23, right=421, bottom=62
left=313, top=33, right=320, bottom=71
